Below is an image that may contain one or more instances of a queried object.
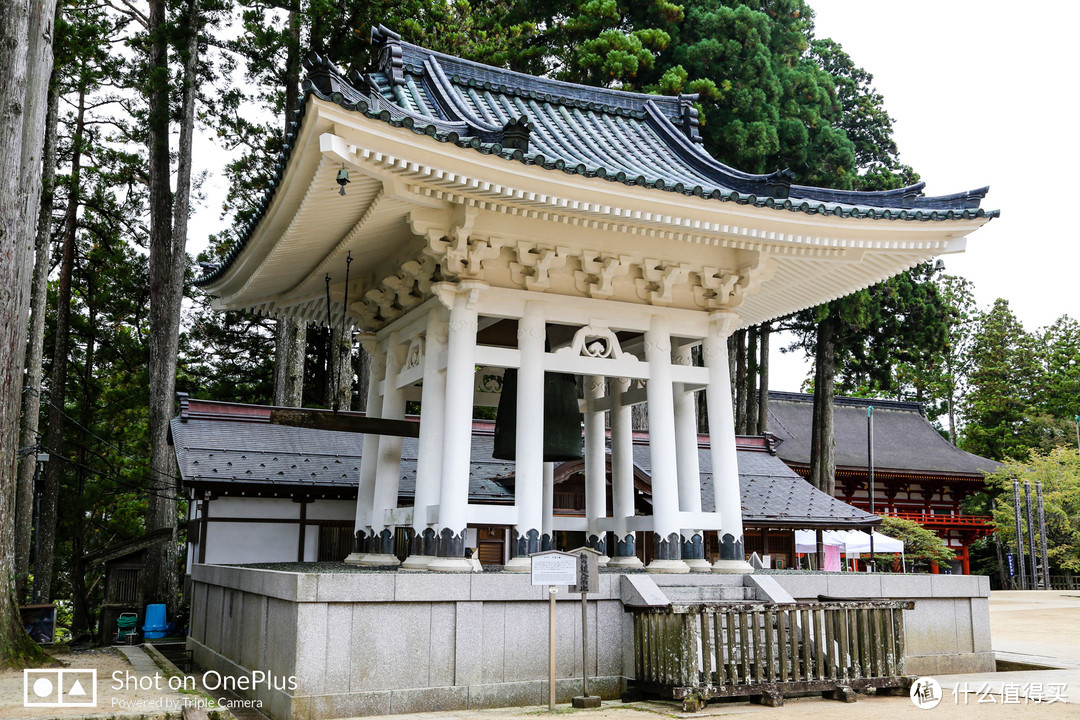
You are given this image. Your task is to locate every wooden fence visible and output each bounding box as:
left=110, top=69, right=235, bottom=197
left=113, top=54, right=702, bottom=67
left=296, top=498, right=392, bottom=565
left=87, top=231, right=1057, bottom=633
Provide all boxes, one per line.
left=1049, top=575, right=1080, bottom=590
left=629, top=600, right=914, bottom=709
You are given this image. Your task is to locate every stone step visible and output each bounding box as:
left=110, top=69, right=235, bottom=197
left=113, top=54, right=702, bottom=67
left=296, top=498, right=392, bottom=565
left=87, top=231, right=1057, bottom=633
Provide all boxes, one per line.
left=650, top=574, right=745, bottom=587
left=660, top=585, right=757, bottom=602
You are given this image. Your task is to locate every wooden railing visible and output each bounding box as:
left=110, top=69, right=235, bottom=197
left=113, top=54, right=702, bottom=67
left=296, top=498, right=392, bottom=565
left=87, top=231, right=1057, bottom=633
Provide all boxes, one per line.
left=880, top=510, right=992, bottom=529
left=1050, top=575, right=1080, bottom=590
left=629, top=600, right=913, bottom=709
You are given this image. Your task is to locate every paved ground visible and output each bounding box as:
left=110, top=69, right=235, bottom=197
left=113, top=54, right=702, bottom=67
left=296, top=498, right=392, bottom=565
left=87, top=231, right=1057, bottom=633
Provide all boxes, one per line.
left=355, top=590, right=1080, bottom=719
left=0, top=645, right=206, bottom=719
left=2, top=589, right=1076, bottom=718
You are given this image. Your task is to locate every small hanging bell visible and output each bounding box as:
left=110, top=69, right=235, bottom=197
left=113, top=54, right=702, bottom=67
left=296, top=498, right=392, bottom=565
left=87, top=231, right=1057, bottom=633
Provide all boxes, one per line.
left=336, top=164, right=350, bottom=196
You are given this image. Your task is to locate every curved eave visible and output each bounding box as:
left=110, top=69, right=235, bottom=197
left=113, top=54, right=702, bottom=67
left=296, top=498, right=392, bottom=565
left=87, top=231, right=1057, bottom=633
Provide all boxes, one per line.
left=199, top=84, right=998, bottom=295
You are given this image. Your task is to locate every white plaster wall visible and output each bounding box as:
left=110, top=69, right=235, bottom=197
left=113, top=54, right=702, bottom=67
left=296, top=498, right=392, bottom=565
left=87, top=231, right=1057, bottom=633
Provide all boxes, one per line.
left=303, top=526, right=319, bottom=562
left=204, top=522, right=301, bottom=564
left=306, top=499, right=356, bottom=521
left=211, top=496, right=300, bottom=519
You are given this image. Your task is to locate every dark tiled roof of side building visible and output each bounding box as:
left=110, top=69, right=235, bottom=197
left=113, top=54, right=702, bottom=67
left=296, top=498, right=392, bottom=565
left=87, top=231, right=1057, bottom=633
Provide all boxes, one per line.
left=171, top=397, right=877, bottom=528
left=766, top=391, right=999, bottom=477
left=196, top=26, right=996, bottom=287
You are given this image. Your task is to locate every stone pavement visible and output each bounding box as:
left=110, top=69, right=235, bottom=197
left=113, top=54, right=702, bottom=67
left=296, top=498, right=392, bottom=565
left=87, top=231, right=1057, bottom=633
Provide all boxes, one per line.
left=338, top=589, right=1080, bottom=719
left=933, top=590, right=1080, bottom=703
left=117, top=645, right=164, bottom=676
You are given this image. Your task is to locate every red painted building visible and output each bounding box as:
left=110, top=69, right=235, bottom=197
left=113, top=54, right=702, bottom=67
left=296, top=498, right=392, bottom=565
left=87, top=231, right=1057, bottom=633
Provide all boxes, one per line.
left=766, top=392, right=998, bottom=574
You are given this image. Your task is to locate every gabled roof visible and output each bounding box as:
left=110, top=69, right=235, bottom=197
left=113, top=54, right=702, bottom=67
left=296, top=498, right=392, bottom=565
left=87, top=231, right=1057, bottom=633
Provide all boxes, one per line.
left=171, top=397, right=875, bottom=528
left=197, top=25, right=995, bottom=289
left=767, top=391, right=999, bottom=478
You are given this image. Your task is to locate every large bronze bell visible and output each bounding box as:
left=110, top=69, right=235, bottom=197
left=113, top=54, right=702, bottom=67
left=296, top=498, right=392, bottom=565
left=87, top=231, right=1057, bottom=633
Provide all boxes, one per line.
left=492, top=369, right=583, bottom=461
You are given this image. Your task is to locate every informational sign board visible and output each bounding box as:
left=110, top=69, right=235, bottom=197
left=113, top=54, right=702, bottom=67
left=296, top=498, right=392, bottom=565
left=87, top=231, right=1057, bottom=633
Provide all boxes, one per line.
left=1006, top=553, right=1015, bottom=577
left=530, top=550, right=578, bottom=586
left=568, top=547, right=600, bottom=595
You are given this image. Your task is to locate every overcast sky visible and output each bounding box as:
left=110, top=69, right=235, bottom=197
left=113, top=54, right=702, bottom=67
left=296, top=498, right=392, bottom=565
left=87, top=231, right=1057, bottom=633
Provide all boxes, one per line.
left=769, top=0, right=1079, bottom=391
left=190, top=2, right=1073, bottom=393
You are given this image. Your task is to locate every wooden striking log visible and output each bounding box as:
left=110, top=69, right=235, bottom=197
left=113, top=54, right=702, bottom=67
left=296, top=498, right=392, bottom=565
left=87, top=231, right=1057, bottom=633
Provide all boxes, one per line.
left=268, top=408, right=420, bottom=437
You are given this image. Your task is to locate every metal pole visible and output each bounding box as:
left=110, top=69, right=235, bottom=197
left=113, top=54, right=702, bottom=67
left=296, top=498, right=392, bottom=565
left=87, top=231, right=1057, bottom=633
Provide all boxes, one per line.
left=549, top=587, right=557, bottom=710
left=581, top=593, right=589, bottom=697
left=1012, top=480, right=1027, bottom=590
left=1024, top=481, right=1038, bottom=587
left=32, top=453, right=47, bottom=604
left=868, top=406, right=875, bottom=572
left=1075, top=415, right=1079, bottom=452
left=1036, top=482, right=1050, bottom=590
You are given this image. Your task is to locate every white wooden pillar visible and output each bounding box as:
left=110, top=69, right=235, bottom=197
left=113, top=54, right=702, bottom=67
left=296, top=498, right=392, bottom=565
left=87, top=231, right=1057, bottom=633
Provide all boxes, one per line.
left=607, top=378, right=642, bottom=567
left=673, top=344, right=709, bottom=571
left=644, top=315, right=689, bottom=573
left=506, top=304, right=545, bottom=571
left=402, top=307, right=447, bottom=570
left=584, top=375, right=609, bottom=563
left=428, top=283, right=481, bottom=572
left=704, top=311, right=753, bottom=573
left=345, top=337, right=384, bottom=565
left=362, top=331, right=406, bottom=567
left=542, top=462, right=555, bottom=550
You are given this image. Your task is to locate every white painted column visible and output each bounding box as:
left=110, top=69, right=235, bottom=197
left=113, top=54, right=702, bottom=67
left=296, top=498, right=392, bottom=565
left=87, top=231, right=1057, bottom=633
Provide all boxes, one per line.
left=402, top=307, right=447, bottom=570
left=542, top=462, right=555, bottom=550
left=346, top=338, right=385, bottom=564
left=428, top=283, right=481, bottom=572
left=607, top=377, right=642, bottom=567
left=584, top=375, right=609, bottom=564
left=704, top=311, right=753, bottom=573
left=673, top=344, right=710, bottom=572
left=506, top=303, right=545, bottom=572
left=644, top=315, right=689, bottom=573
left=362, top=331, right=406, bottom=567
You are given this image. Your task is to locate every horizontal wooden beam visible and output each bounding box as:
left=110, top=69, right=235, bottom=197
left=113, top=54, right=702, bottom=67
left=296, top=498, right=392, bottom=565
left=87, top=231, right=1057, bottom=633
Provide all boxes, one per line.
left=267, top=408, right=420, bottom=438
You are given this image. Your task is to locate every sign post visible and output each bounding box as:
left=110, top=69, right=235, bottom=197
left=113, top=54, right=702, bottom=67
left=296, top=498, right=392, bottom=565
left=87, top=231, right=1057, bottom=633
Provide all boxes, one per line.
left=569, top=547, right=601, bottom=709
left=530, top=551, right=577, bottom=711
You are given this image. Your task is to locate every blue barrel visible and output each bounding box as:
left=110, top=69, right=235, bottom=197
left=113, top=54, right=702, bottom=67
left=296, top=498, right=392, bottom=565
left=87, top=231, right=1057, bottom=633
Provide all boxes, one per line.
left=142, top=604, right=167, bottom=639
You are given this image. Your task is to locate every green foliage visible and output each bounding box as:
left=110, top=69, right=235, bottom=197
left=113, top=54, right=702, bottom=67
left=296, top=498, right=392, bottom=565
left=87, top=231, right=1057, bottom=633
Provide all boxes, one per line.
left=984, top=447, right=1080, bottom=572
left=960, top=299, right=1041, bottom=461
left=876, top=516, right=955, bottom=571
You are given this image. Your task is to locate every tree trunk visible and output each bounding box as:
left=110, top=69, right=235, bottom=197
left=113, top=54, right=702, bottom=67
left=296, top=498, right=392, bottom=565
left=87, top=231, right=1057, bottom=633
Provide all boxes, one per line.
left=39, top=80, right=86, bottom=603
left=727, top=334, right=737, bottom=417
left=328, top=329, right=353, bottom=411
left=283, top=10, right=301, bottom=136
left=144, top=0, right=182, bottom=611
left=1, top=0, right=58, bottom=667
left=692, top=344, right=707, bottom=433
left=745, top=326, right=758, bottom=434
left=270, top=9, right=306, bottom=410
left=273, top=317, right=306, bottom=406
left=354, top=344, right=370, bottom=411
left=757, top=322, right=770, bottom=434
left=810, top=317, right=836, bottom=495
left=14, top=73, right=58, bottom=604
left=734, top=329, right=746, bottom=434
left=69, top=303, right=95, bottom=641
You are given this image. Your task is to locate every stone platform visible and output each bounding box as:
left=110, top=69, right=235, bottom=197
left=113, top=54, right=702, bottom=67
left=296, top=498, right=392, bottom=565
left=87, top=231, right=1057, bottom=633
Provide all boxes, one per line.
left=187, top=565, right=993, bottom=719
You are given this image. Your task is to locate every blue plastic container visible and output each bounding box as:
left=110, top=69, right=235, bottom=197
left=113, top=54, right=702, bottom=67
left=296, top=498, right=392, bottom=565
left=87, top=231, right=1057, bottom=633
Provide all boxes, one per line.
left=142, top=604, right=167, bottom=639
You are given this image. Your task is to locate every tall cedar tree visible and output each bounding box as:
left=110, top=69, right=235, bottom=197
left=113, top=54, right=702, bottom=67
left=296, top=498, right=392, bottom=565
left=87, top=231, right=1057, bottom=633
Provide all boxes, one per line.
left=1, top=0, right=59, bottom=667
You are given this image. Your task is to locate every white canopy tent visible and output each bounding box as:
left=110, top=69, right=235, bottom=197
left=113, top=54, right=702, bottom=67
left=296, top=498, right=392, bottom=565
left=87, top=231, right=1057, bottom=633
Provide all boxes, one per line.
left=795, top=529, right=906, bottom=571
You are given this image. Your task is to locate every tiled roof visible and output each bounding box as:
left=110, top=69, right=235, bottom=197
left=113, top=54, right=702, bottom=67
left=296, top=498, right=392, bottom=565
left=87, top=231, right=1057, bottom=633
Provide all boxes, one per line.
left=633, top=439, right=877, bottom=528
left=196, top=26, right=996, bottom=287
left=171, top=398, right=874, bottom=527
left=170, top=415, right=515, bottom=502
left=767, top=391, right=999, bottom=477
